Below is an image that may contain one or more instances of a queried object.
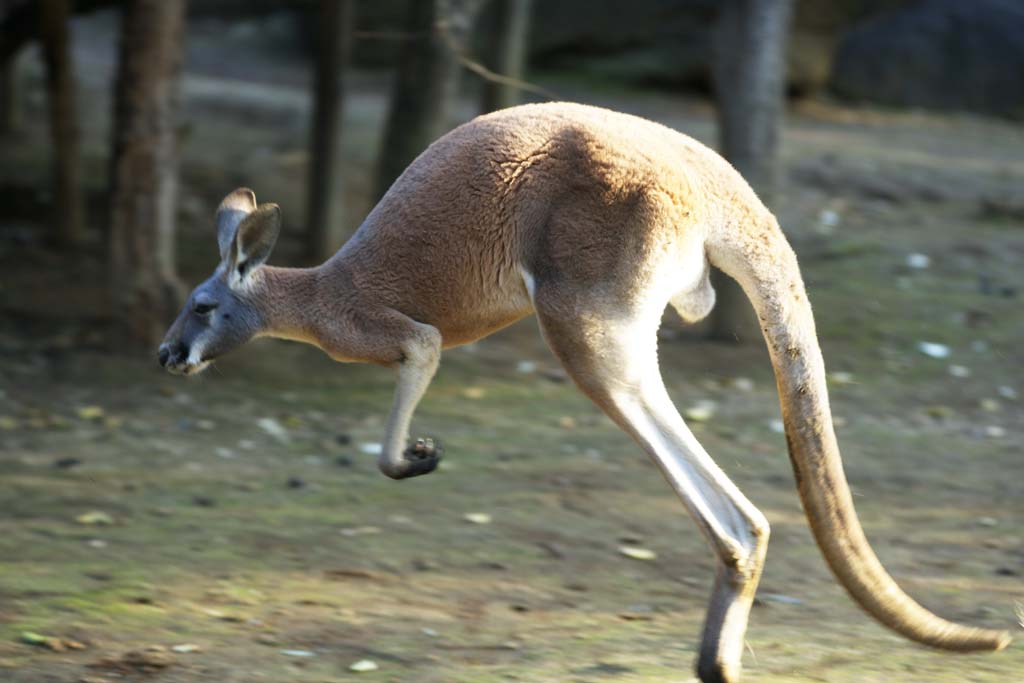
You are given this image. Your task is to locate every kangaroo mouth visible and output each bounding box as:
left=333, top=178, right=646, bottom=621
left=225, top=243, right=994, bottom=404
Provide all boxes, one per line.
left=159, top=343, right=214, bottom=376
left=168, top=359, right=212, bottom=376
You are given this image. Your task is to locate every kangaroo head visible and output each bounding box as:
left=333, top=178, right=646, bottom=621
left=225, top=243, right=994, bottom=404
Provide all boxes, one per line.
left=158, top=188, right=281, bottom=375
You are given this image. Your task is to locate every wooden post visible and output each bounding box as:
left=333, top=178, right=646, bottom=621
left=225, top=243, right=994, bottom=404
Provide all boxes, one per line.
left=375, top=0, right=485, bottom=199
left=40, top=0, right=84, bottom=247
left=306, top=0, right=354, bottom=262
left=481, top=0, right=533, bottom=113
left=109, top=0, right=188, bottom=348
left=709, top=0, right=793, bottom=342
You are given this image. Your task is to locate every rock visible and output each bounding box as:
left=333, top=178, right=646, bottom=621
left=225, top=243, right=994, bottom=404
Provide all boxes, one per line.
left=464, top=512, right=492, bottom=525
left=349, top=659, right=378, bottom=672
left=462, top=387, right=486, bottom=399
left=516, top=360, right=537, bottom=374
left=948, top=365, right=970, bottom=378
left=731, top=377, right=755, bottom=392
left=831, top=0, right=1024, bottom=118
left=76, top=511, right=114, bottom=526
left=906, top=253, right=931, bottom=270
left=280, top=649, right=315, bottom=657
left=917, top=342, right=950, bottom=359
left=171, top=643, right=201, bottom=653
left=827, top=371, right=855, bottom=385
left=983, top=425, right=1006, bottom=439
left=76, top=406, right=105, bottom=420
left=286, top=476, right=306, bottom=489
left=979, top=398, right=1001, bottom=413
left=256, top=417, right=289, bottom=443
left=684, top=400, right=717, bottom=422
left=358, top=442, right=382, bottom=456
left=618, top=546, right=657, bottom=561
left=54, top=457, right=82, bottom=469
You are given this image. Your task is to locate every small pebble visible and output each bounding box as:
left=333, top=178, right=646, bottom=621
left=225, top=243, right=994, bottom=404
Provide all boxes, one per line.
left=619, top=546, right=657, bottom=561
left=462, top=387, right=486, bottom=399
left=948, top=365, right=970, bottom=378
left=350, top=659, right=378, bottom=672
left=979, top=399, right=1000, bottom=412
left=257, top=418, right=289, bottom=443
left=731, top=377, right=755, bottom=392
left=917, top=342, right=950, bottom=359
left=906, top=253, right=931, bottom=269
left=684, top=400, right=717, bottom=422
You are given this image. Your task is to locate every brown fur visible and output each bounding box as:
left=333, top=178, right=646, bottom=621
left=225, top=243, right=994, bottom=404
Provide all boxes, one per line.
left=167, top=103, right=1010, bottom=683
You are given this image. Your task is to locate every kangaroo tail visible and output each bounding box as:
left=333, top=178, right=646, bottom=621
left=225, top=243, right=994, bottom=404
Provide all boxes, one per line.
left=706, top=214, right=1011, bottom=653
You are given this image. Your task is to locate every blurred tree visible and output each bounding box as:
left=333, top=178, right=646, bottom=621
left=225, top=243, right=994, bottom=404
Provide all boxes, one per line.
left=375, top=0, right=485, bottom=199
left=480, top=0, right=533, bottom=113
left=710, top=0, right=793, bottom=342
left=109, top=0, right=187, bottom=348
left=306, top=0, right=354, bottom=262
left=0, top=51, right=16, bottom=134
left=40, top=0, right=84, bottom=247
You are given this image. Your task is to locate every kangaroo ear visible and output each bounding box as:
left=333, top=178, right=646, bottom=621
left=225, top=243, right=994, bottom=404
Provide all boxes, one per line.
left=227, top=203, right=281, bottom=285
left=216, top=187, right=257, bottom=261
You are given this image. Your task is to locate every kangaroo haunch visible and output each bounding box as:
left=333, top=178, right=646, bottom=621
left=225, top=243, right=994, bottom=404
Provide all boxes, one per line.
left=159, top=102, right=1011, bottom=683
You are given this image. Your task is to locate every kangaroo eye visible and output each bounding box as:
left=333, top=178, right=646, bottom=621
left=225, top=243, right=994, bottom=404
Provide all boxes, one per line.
left=193, top=302, right=216, bottom=315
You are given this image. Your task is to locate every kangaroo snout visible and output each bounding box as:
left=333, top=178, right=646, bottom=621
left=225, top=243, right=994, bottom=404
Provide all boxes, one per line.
left=157, top=341, right=190, bottom=372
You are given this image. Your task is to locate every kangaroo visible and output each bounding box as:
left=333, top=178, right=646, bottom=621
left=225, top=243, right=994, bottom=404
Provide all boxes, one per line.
left=158, top=102, right=1011, bottom=683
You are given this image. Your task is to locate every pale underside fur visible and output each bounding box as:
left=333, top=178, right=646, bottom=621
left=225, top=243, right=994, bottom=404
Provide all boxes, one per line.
left=160, top=103, right=1011, bottom=683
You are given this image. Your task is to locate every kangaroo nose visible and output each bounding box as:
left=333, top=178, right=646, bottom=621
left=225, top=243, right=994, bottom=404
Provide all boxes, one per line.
left=158, top=346, right=170, bottom=367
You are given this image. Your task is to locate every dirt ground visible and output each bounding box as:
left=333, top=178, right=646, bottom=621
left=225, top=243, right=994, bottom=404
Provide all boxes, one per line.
left=1, top=14, right=1022, bottom=683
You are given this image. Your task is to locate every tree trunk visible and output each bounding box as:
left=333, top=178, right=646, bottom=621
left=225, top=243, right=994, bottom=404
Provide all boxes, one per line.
left=109, top=0, right=187, bottom=349
left=40, top=0, right=84, bottom=247
left=480, top=0, right=533, bottom=113
left=0, top=50, right=16, bottom=134
left=375, top=0, right=484, bottom=199
left=305, top=0, right=353, bottom=263
left=709, top=0, right=793, bottom=343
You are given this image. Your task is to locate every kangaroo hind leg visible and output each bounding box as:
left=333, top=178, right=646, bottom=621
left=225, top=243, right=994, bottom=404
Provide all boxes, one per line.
left=533, top=290, right=767, bottom=683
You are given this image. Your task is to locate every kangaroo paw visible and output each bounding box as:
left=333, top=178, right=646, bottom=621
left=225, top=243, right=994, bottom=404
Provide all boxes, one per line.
left=398, top=437, right=443, bottom=478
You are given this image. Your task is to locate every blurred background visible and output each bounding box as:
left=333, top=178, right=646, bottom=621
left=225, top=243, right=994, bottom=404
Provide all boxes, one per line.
left=0, top=1, right=1021, bottom=681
